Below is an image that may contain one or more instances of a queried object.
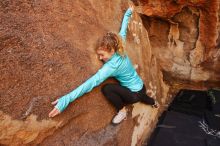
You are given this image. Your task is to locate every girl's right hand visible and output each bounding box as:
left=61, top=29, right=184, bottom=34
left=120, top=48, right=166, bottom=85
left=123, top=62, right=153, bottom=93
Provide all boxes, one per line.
left=49, top=99, right=60, bottom=118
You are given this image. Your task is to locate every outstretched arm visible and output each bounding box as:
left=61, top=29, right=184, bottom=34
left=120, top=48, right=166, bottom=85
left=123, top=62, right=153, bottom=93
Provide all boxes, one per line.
left=119, top=4, right=134, bottom=41
left=49, top=63, right=116, bottom=117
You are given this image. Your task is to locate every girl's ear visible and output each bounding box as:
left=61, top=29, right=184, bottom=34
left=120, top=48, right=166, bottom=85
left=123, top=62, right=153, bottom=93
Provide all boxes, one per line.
left=111, top=48, right=115, bottom=54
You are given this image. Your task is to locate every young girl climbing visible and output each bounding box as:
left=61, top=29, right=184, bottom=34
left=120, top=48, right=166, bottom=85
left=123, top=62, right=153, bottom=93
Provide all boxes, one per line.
left=49, top=4, right=157, bottom=124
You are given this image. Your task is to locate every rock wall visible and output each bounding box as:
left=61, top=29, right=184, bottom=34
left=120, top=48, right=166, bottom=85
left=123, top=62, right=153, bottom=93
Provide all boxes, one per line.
left=135, top=0, right=220, bottom=85
left=0, top=0, right=219, bottom=146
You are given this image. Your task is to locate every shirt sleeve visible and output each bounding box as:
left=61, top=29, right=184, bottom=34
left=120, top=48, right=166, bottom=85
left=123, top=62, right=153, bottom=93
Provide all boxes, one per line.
left=119, top=8, right=133, bottom=42
left=55, top=62, right=116, bottom=112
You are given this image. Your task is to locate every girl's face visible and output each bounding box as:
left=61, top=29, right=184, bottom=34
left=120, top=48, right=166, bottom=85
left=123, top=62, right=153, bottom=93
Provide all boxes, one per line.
left=96, top=49, right=115, bottom=62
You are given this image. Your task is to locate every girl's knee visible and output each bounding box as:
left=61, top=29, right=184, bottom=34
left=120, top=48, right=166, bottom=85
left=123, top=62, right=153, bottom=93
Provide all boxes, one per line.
left=101, top=84, right=112, bottom=95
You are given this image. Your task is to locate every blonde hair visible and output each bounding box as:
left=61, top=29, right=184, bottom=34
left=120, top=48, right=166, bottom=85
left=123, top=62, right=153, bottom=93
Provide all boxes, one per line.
left=96, top=32, right=125, bottom=57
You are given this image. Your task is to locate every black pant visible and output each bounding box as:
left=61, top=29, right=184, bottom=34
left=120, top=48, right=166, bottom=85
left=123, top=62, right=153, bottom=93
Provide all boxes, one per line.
left=101, top=83, right=155, bottom=111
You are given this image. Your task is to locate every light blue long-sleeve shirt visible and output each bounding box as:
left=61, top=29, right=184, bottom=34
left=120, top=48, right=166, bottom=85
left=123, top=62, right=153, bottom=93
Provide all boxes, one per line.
left=56, top=8, right=144, bottom=112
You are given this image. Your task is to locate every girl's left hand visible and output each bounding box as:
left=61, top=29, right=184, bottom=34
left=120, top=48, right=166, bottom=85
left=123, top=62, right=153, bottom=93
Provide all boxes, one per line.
left=129, top=2, right=134, bottom=12
left=49, top=99, right=60, bottom=117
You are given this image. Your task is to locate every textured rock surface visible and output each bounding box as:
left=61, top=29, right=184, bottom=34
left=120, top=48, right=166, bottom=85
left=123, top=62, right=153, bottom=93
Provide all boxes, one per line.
left=135, top=0, right=220, bottom=84
left=0, top=0, right=220, bottom=146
